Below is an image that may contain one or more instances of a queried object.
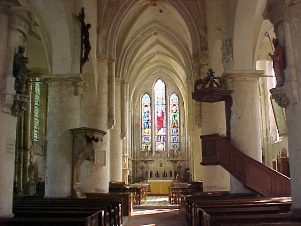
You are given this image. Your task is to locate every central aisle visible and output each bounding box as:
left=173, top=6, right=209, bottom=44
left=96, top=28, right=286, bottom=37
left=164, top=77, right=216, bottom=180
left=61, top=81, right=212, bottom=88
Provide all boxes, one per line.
left=124, top=208, right=187, bottom=226
left=124, top=196, right=187, bottom=226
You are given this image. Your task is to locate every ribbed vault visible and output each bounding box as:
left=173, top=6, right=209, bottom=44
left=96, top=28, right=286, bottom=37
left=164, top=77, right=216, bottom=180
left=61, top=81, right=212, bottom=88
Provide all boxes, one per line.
left=106, top=0, right=205, bottom=103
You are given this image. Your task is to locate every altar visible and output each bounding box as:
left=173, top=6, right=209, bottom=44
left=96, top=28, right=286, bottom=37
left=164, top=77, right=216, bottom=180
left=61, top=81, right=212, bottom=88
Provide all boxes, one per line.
left=148, top=180, right=173, bottom=194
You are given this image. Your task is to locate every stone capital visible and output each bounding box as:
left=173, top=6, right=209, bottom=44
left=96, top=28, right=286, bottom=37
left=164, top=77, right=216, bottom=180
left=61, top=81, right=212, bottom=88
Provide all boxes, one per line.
left=42, top=74, right=85, bottom=96
left=223, top=70, right=264, bottom=82
left=98, top=55, right=109, bottom=63
left=115, top=78, right=123, bottom=85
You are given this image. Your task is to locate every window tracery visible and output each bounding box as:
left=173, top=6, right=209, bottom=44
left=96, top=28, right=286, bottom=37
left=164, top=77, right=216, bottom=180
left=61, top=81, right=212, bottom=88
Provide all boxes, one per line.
left=140, top=79, right=181, bottom=152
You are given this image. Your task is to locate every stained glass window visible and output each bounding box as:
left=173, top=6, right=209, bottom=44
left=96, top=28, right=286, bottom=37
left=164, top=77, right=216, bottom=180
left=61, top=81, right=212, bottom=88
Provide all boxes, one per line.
left=141, top=93, right=151, bottom=151
left=154, top=79, right=166, bottom=151
left=33, top=80, right=41, bottom=142
left=170, top=93, right=180, bottom=151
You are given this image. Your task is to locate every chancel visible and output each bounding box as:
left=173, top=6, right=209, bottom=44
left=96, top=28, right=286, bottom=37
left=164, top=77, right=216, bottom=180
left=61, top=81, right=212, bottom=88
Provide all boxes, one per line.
left=1, top=0, right=301, bottom=225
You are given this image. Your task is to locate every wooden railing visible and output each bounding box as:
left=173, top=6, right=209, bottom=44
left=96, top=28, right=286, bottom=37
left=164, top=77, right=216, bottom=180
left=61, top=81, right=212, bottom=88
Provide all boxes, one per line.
left=201, top=134, right=291, bottom=196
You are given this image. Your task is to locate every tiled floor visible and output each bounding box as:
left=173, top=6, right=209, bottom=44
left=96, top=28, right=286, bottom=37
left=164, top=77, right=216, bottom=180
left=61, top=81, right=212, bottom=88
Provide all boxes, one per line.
left=124, top=196, right=187, bottom=226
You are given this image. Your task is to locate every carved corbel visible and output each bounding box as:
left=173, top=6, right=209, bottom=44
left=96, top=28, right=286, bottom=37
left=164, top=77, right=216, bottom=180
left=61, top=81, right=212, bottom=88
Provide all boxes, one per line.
left=270, top=87, right=290, bottom=108
left=10, top=93, right=29, bottom=116
left=70, top=127, right=106, bottom=198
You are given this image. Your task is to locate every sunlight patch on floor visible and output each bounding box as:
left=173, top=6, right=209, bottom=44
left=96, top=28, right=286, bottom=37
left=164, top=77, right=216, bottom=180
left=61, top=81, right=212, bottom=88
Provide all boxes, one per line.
left=146, top=196, right=169, bottom=202
left=132, top=208, right=178, bottom=216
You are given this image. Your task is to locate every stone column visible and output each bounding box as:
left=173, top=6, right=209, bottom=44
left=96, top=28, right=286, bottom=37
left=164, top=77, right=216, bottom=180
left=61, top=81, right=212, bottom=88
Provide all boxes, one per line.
left=0, top=1, right=8, bottom=90
left=108, top=58, right=115, bottom=129
left=81, top=56, right=110, bottom=193
left=223, top=70, right=263, bottom=193
left=44, top=74, right=84, bottom=197
left=121, top=81, right=129, bottom=182
left=0, top=97, right=17, bottom=217
left=121, top=81, right=128, bottom=139
left=264, top=0, right=301, bottom=210
left=0, top=2, right=31, bottom=216
left=282, top=0, right=301, bottom=210
left=110, top=78, right=122, bottom=182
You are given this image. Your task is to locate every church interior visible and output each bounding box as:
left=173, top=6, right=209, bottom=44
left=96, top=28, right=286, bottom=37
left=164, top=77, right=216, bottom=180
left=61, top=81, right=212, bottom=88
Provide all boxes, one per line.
left=1, top=0, right=301, bottom=225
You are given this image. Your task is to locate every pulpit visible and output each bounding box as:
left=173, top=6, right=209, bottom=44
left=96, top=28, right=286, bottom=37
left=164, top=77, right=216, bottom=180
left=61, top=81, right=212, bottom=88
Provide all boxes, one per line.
left=70, top=127, right=106, bottom=198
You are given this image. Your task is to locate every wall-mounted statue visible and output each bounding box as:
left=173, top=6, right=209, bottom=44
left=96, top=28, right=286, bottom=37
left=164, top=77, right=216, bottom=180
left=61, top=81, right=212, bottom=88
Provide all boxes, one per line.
left=269, top=38, right=286, bottom=87
left=78, top=7, right=91, bottom=72
left=13, top=46, right=29, bottom=94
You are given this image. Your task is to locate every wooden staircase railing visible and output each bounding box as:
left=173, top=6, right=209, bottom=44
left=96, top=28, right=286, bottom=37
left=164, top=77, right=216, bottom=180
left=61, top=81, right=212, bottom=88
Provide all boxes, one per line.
left=201, top=134, right=291, bottom=196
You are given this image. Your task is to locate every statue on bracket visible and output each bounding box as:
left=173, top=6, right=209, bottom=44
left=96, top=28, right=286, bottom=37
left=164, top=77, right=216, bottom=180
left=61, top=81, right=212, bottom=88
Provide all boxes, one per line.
left=78, top=7, right=91, bottom=73
left=13, top=46, right=29, bottom=94
left=269, top=38, right=286, bottom=87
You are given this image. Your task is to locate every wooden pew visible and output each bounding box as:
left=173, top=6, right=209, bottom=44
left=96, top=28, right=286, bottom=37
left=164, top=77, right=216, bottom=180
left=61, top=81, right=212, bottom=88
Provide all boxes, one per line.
left=0, top=210, right=102, bottom=226
left=205, top=211, right=301, bottom=226
left=85, top=192, right=133, bottom=217
left=169, top=181, right=204, bottom=205
left=14, top=198, right=122, bottom=226
left=190, top=197, right=291, bottom=225
left=13, top=209, right=106, bottom=226
left=197, top=204, right=292, bottom=226
left=128, top=184, right=148, bottom=205
left=184, top=194, right=291, bottom=226
left=183, top=192, right=246, bottom=224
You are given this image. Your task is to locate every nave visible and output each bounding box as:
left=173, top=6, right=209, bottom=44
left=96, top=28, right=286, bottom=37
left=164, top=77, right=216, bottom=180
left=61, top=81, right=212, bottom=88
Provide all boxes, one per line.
left=125, top=196, right=186, bottom=226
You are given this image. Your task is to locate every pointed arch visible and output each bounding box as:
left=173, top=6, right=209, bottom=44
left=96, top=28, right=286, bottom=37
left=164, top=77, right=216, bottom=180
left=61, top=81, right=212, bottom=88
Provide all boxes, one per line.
left=169, top=92, right=180, bottom=151
left=141, top=93, right=152, bottom=151
left=154, top=79, right=167, bottom=151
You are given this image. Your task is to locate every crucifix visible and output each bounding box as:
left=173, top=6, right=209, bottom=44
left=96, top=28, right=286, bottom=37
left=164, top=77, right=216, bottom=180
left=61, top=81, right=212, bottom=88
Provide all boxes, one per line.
left=78, top=7, right=91, bottom=73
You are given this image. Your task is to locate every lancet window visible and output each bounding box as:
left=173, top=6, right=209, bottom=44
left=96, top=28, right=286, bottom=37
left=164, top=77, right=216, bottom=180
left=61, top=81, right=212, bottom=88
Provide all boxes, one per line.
left=141, top=79, right=181, bottom=152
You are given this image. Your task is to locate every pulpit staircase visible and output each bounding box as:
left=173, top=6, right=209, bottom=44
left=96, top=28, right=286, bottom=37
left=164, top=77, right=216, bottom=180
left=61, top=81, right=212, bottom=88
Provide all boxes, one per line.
left=201, top=134, right=291, bottom=196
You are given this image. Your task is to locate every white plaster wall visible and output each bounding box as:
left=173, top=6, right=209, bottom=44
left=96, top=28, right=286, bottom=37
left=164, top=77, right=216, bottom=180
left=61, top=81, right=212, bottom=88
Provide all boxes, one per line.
left=201, top=102, right=230, bottom=191
left=29, top=0, right=72, bottom=74
left=233, top=0, right=261, bottom=70
left=191, top=130, right=202, bottom=181
left=0, top=113, right=17, bottom=217
left=45, top=81, right=81, bottom=197
left=197, top=2, right=231, bottom=189
left=80, top=131, right=110, bottom=192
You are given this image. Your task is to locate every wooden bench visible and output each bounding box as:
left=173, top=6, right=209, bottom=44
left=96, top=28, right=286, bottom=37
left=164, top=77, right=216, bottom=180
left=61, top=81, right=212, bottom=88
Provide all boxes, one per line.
left=183, top=194, right=291, bottom=226
left=183, top=192, right=248, bottom=224
left=205, top=211, right=301, bottom=226
left=197, top=204, right=292, bottom=226
left=0, top=209, right=102, bottom=226
left=14, top=197, right=122, bottom=226
left=128, top=184, right=148, bottom=205
left=189, top=197, right=291, bottom=225
left=85, top=192, right=133, bottom=216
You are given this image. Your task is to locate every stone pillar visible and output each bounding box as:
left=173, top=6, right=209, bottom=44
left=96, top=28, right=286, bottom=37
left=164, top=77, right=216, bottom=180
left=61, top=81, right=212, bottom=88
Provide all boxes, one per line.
left=0, top=2, right=8, bottom=90
left=22, top=82, right=32, bottom=194
left=121, top=81, right=129, bottom=183
left=110, top=78, right=122, bottom=182
left=0, top=97, right=17, bottom=217
left=108, top=58, right=115, bottom=129
left=224, top=70, right=263, bottom=193
left=44, top=74, right=84, bottom=197
left=81, top=56, right=110, bottom=193
left=0, top=2, right=31, bottom=216
left=121, top=81, right=128, bottom=137
left=282, top=0, right=301, bottom=210
left=264, top=0, right=301, bottom=210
